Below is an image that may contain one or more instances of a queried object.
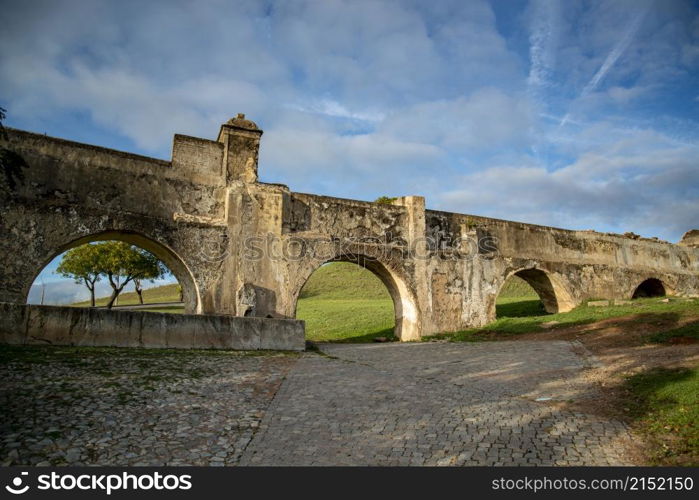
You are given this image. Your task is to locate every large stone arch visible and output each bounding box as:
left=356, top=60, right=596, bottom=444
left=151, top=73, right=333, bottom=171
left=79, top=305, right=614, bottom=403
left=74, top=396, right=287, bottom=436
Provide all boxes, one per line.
left=491, top=266, right=576, bottom=319
left=24, top=230, right=201, bottom=314
left=290, top=252, right=420, bottom=341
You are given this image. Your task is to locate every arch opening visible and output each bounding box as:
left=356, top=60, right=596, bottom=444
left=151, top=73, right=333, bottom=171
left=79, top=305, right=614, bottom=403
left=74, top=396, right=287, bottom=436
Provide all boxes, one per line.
left=26, top=231, right=200, bottom=314
left=293, top=255, right=419, bottom=342
left=495, top=268, right=574, bottom=319
left=632, top=278, right=666, bottom=299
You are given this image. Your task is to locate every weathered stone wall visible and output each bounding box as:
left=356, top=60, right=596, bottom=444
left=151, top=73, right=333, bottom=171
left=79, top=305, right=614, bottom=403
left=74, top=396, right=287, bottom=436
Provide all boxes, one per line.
left=1, top=116, right=697, bottom=343
left=0, top=303, right=305, bottom=351
left=0, top=128, right=236, bottom=315
left=421, top=210, right=699, bottom=329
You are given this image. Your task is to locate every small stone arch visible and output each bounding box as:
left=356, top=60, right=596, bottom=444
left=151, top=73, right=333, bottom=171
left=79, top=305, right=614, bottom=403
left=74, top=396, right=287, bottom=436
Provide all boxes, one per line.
left=25, top=230, right=201, bottom=314
left=492, top=267, right=575, bottom=319
left=631, top=278, right=667, bottom=299
left=291, top=253, right=420, bottom=341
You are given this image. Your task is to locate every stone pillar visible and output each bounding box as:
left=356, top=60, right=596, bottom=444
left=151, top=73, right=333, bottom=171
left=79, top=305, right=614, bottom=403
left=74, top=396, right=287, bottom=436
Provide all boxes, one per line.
left=393, top=196, right=428, bottom=340
left=228, top=183, right=288, bottom=318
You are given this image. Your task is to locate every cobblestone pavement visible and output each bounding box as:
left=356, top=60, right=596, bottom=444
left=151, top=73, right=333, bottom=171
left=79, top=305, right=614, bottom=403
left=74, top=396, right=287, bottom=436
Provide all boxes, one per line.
left=239, top=341, right=633, bottom=466
left=1, top=341, right=634, bottom=466
left=0, top=347, right=295, bottom=466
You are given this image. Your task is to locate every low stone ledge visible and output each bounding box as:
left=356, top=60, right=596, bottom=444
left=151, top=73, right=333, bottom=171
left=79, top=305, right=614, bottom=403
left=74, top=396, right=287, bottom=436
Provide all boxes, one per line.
left=0, top=303, right=305, bottom=351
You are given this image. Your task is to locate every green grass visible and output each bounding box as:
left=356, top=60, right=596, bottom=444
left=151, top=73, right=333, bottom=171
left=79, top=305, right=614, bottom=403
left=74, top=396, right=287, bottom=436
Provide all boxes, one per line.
left=297, top=298, right=395, bottom=342
left=441, top=297, right=699, bottom=342
left=496, top=298, right=545, bottom=318
left=72, top=283, right=181, bottom=307
left=498, top=275, right=539, bottom=299
left=297, top=262, right=395, bottom=342
left=494, top=277, right=544, bottom=318
left=429, top=275, right=699, bottom=341
left=623, top=366, right=699, bottom=465
left=299, top=261, right=391, bottom=301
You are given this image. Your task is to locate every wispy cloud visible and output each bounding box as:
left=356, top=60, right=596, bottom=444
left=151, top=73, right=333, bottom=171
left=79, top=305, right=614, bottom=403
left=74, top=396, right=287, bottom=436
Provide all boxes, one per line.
left=286, top=99, right=385, bottom=122
left=559, top=5, right=650, bottom=127
left=526, top=0, right=560, bottom=92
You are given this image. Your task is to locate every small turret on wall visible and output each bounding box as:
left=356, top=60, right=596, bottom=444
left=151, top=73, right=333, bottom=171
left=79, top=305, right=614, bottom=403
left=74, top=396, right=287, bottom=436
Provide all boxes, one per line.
left=217, top=113, right=263, bottom=184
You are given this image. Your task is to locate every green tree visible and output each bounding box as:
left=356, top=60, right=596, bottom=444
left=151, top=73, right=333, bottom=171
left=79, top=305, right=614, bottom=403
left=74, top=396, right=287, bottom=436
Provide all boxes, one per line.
left=56, top=241, right=167, bottom=309
left=56, top=244, right=103, bottom=307
left=96, top=242, right=167, bottom=309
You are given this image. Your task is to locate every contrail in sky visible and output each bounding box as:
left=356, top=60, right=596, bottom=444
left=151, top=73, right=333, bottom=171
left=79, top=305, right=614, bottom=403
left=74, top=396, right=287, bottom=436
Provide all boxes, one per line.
left=559, top=5, right=650, bottom=128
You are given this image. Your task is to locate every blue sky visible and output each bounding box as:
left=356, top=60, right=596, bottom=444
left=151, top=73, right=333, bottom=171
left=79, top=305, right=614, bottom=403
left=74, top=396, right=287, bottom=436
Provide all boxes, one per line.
left=2, top=0, right=698, bottom=302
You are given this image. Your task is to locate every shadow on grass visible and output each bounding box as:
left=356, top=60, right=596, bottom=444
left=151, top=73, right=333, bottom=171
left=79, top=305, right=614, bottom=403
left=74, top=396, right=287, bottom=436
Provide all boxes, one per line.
left=622, top=366, right=698, bottom=466
left=322, top=327, right=397, bottom=344
left=496, top=299, right=545, bottom=318
left=648, top=320, right=699, bottom=344
left=440, top=302, right=691, bottom=342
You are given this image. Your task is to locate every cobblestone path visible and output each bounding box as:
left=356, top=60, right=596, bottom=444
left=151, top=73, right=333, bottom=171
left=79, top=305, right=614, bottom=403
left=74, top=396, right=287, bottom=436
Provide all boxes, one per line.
left=2, top=341, right=633, bottom=466
left=239, top=341, right=633, bottom=466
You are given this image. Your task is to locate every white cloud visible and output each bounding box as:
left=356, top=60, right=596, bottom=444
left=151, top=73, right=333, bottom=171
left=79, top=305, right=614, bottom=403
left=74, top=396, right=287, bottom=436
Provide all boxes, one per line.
left=1, top=0, right=697, bottom=241
left=287, top=99, right=385, bottom=122
left=379, top=88, right=534, bottom=153
left=605, top=85, right=650, bottom=105
left=438, top=125, right=699, bottom=240
left=261, top=120, right=444, bottom=196
left=526, top=0, right=561, bottom=90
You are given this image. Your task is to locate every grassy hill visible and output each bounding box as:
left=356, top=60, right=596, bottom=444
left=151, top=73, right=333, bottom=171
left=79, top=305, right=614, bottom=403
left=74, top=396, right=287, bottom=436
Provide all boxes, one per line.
left=495, top=276, right=542, bottom=318
left=297, top=262, right=394, bottom=342
left=73, top=284, right=181, bottom=309
left=498, top=276, right=538, bottom=299
left=299, top=262, right=391, bottom=300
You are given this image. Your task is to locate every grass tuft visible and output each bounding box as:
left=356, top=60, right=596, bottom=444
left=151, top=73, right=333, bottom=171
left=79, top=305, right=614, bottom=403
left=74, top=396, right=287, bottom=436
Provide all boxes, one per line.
left=623, top=366, right=699, bottom=465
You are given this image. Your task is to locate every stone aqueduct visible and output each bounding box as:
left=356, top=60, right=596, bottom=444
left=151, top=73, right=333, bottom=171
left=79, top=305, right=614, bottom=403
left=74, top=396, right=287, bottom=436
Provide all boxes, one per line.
left=1, top=115, right=698, bottom=341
